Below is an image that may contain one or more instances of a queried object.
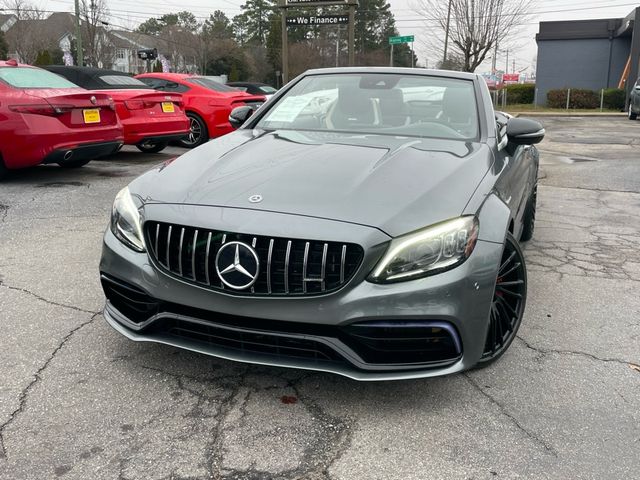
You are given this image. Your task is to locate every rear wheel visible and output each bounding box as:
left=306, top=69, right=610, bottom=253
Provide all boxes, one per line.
left=476, top=233, right=527, bottom=367
left=629, top=105, right=637, bottom=120
left=0, top=156, right=8, bottom=180
left=57, top=159, right=91, bottom=168
left=136, top=141, right=168, bottom=154
left=178, top=112, right=208, bottom=148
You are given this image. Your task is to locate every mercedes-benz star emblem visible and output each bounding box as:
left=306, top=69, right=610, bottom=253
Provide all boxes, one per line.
left=215, top=241, right=260, bottom=290
left=248, top=194, right=263, bottom=203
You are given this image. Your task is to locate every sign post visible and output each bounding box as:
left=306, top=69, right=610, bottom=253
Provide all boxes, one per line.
left=388, top=35, right=414, bottom=68
left=278, top=0, right=358, bottom=84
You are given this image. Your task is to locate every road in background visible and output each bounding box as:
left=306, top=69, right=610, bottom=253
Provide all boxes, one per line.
left=0, top=123, right=639, bottom=479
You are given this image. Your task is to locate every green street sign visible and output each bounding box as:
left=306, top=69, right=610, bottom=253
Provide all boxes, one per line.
left=389, top=35, right=414, bottom=45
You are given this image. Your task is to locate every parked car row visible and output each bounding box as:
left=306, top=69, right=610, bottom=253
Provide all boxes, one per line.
left=0, top=61, right=273, bottom=179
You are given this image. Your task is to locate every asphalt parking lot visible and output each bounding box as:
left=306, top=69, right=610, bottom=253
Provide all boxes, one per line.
left=1, top=116, right=639, bottom=479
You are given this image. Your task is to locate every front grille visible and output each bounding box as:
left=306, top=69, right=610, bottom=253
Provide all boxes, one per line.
left=144, top=221, right=364, bottom=296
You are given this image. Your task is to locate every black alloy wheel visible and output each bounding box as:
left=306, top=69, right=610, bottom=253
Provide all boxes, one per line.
left=629, top=104, right=638, bottom=120
left=178, top=113, right=208, bottom=148
left=136, top=140, right=169, bottom=154
left=520, top=183, right=537, bottom=242
left=478, top=233, right=527, bottom=365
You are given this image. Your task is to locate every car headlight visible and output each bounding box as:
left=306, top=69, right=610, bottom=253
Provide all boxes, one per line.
left=368, top=216, right=479, bottom=283
left=110, top=187, right=145, bottom=252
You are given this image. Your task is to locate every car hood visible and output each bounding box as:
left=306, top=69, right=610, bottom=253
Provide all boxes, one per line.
left=131, top=129, right=493, bottom=237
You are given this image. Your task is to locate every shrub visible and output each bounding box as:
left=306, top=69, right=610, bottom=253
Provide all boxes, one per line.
left=504, top=83, right=535, bottom=104
left=547, top=88, right=599, bottom=109
left=602, top=88, right=625, bottom=111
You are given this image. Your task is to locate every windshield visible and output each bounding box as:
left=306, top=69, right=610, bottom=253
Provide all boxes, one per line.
left=0, top=67, right=79, bottom=89
left=99, top=75, right=149, bottom=88
left=256, top=73, right=479, bottom=140
left=187, top=77, right=238, bottom=93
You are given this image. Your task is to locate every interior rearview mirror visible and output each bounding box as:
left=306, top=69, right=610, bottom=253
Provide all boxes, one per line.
left=229, top=106, right=254, bottom=129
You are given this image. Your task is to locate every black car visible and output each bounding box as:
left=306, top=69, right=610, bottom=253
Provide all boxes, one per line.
left=226, top=82, right=277, bottom=99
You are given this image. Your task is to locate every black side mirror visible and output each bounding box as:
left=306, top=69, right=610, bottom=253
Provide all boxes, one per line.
left=506, top=118, right=545, bottom=146
left=229, top=106, right=253, bottom=129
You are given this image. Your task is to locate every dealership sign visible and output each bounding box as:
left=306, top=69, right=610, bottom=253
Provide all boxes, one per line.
left=502, top=73, right=520, bottom=83
left=286, top=15, right=349, bottom=25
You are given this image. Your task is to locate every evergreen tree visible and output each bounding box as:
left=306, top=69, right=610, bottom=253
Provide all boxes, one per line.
left=237, top=0, right=275, bottom=45
left=203, top=11, right=234, bottom=41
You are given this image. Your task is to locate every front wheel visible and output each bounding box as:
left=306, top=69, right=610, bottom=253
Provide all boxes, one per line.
left=178, top=113, right=208, bottom=148
left=136, top=141, right=168, bottom=154
left=629, top=105, right=637, bottom=120
left=476, top=233, right=527, bottom=367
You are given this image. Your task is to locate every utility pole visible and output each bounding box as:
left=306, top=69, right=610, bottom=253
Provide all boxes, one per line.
left=348, top=3, right=355, bottom=66
left=390, top=44, right=393, bottom=67
left=281, top=7, right=288, bottom=84
left=505, top=49, right=509, bottom=74
left=512, top=59, right=515, bottom=74
left=492, top=42, right=497, bottom=73
left=74, top=0, right=83, bottom=66
left=442, top=0, right=452, bottom=66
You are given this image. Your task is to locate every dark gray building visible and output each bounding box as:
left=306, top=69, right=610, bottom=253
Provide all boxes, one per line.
left=535, top=8, right=639, bottom=106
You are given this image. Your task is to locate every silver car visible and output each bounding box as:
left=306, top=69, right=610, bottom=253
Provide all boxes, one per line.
left=100, top=67, right=544, bottom=381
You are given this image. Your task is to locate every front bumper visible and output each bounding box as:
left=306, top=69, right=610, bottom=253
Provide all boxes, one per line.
left=100, top=206, right=503, bottom=381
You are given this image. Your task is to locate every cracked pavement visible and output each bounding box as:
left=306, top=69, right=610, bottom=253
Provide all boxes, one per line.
left=0, top=120, right=639, bottom=479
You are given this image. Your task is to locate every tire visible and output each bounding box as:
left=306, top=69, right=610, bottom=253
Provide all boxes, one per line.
left=475, top=232, right=527, bottom=368
left=0, top=156, right=8, bottom=180
left=178, top=112, right=208, bottom=148
left=57, top=159, right=91, bottom=168
left=629, top=105, right=637, bottom=120
left=136, top=141, right=169, bottom=154
left=520, top=183, right=537, bottom=242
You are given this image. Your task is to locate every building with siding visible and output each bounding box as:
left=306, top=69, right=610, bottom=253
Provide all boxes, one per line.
left=535, top=8, right=639, bottom=106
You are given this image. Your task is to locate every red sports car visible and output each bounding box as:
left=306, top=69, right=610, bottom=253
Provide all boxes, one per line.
left=0, top=60, right=124, bottom=179
left=136, top=73, right=266, bottom=148
left=45, top=66, right=190, bottom=153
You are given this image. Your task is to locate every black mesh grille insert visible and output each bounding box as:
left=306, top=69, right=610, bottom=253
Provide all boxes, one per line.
left=144, top=221, right=364, bottom=296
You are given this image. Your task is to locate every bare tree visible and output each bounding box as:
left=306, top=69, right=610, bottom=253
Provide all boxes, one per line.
left=414, top=0, right=532, bottom=72
left=2, top=0, right=50, bottom=64
left=79, top=0, right=114, bottom=67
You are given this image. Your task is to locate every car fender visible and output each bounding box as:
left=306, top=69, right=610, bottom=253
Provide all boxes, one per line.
left=472, top=192, right=511, bottom=245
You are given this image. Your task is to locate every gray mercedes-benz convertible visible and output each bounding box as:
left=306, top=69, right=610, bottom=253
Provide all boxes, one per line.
left=100, top=67, right=544, bottom=380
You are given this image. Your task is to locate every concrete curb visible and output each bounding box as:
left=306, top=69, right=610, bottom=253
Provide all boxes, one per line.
left=513, top=112, right=626, bottom=118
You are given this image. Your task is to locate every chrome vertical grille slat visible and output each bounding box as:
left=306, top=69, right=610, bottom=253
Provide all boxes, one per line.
left=144, top=222, right=363, bottom=297
left=284, top=240, right=292, bottom=294
left=340, top=244, right=347, bottom=284
left=191, top=230, right=198, bottom=281
left=220, top=234, right=227, bottom=289
left=321, top=243, right=328, bottom=292
left=154, top=224, right=160, bottom=262
left=178, top=228, right=185, bottom=276
left=302, top=242, right=310, bottom=294
left=267, top=238, right=274, bottom=294
left=204, top=232, right=212, bottom=285
left=166, top=226, right=172, bottom=270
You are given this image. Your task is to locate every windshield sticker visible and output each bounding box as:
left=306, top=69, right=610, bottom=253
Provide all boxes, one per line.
left=266, top=96, right=311, bottom=123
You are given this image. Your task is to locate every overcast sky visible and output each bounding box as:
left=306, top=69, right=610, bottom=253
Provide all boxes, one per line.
left=43, top=0, right=639, bottom=73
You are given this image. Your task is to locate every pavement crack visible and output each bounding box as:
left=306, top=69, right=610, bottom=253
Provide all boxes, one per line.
left=516, top=336, right=639, bottom=368
left=0, top=204, right=8, bottom=224
left=463, top=373, right=558, bottom=457
left=0, top=312, right=101, bottom=459
left=0, top=283, right=99, bottom=315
